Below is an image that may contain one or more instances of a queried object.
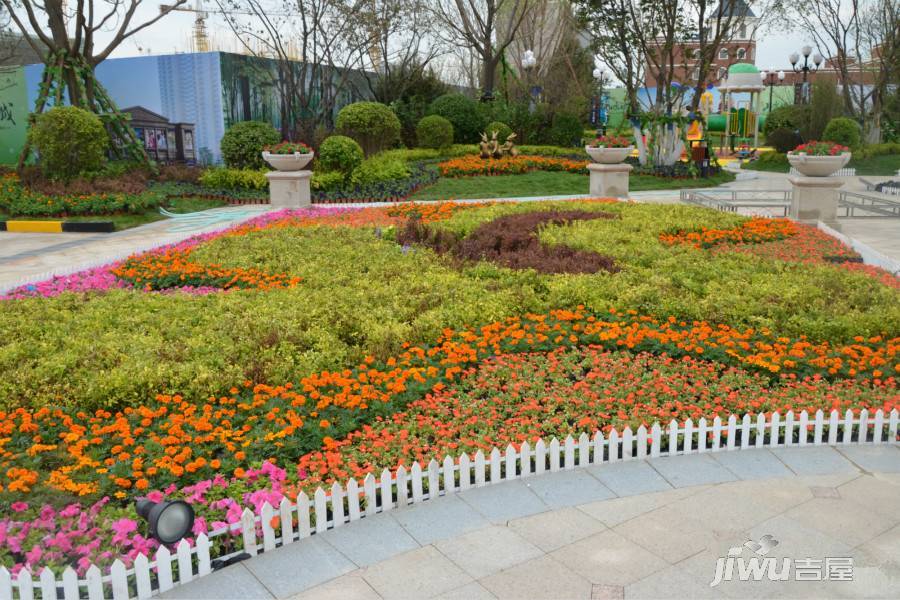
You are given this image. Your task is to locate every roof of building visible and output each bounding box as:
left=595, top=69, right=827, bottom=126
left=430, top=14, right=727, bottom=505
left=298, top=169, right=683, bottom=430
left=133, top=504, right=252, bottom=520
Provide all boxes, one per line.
left=729, top=62, right=760, bottom=74
left=715, top=0, right=756, bottom=18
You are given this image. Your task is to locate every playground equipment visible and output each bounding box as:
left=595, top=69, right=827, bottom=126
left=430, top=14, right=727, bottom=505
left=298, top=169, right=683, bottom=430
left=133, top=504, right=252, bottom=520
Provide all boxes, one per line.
left=712, top=63, right=766, bottom=153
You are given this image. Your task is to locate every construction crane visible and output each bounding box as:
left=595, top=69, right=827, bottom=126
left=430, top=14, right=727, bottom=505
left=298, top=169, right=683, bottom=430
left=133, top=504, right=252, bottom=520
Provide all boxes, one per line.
left=160, top=1, right=210, bottom=53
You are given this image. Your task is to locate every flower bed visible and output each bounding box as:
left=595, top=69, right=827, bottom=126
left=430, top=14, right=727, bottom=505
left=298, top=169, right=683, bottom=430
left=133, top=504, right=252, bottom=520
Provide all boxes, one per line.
left=1, top=198, right=899, bottom=578
left=1, top=309, right=897, bottom=575
left=437, top=155, right=589, bottom=177
left=0, top=173, right=162, bottom=217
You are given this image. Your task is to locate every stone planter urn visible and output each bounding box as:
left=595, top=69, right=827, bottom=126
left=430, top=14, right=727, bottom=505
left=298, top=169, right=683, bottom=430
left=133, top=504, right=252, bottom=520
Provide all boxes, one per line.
left=787, top=152, right=851, bottom=177
left=262, top=151, right=315, bottom=172
left=585, top=145, right=634, bottom=164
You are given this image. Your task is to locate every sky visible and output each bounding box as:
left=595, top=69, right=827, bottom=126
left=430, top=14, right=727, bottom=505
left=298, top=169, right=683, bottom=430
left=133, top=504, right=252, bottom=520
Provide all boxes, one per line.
left=38, top=4, right=819, bottom=78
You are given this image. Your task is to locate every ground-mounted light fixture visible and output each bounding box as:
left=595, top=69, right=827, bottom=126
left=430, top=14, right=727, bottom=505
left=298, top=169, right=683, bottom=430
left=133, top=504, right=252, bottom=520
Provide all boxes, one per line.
left=135, top=499, right=195, bottom=544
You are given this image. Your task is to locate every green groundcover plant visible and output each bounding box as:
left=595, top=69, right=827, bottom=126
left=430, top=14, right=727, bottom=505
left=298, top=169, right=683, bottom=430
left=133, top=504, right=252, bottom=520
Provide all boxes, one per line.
left=1, top=201, right=897, bottom=410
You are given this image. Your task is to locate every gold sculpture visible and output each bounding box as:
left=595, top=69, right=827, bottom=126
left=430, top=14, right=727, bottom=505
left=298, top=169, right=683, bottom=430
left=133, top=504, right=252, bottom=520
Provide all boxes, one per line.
left=479, top=130, right=519, bottom=159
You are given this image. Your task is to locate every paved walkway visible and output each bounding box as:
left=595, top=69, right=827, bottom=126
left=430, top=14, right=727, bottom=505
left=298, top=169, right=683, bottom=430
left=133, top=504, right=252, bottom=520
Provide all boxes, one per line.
left=0, top=205, right=273, bottom=292
left=164, top=445, right=900, bottom=600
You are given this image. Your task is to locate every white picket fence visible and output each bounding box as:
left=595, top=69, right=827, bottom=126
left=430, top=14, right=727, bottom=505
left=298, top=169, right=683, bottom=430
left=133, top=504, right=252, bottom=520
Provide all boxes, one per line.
left=3, top=408, right=898, bottom=600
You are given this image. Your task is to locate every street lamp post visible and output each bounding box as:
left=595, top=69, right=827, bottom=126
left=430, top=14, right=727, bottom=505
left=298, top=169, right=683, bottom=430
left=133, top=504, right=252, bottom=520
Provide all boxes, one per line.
left=759, top=69, right=785, bottom=112
left=592, top=67, right=610, bottom=135
left=789, top=45, right=822, bottom=104
left=522, top=50, right=540, bottom=111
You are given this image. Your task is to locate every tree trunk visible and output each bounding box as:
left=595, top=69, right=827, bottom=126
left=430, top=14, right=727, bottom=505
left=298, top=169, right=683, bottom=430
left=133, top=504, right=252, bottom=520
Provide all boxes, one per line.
left=482, top=53, right=497, bottom=100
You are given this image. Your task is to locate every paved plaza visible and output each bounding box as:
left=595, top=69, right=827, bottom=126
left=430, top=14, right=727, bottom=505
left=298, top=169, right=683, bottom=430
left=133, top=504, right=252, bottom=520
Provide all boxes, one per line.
left=163, top=445, right=900, bottom=600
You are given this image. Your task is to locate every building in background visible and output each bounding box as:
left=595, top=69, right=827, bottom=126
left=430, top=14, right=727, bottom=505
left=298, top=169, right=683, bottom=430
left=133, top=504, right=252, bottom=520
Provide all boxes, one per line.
left=643, top=0, right=758, bottom=88
left=0, top=50, right=370, bottom=165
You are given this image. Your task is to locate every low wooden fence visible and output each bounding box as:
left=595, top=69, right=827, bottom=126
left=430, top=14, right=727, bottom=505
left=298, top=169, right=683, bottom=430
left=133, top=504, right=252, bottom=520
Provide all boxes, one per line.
left=4, top=408, right=898, bottom=599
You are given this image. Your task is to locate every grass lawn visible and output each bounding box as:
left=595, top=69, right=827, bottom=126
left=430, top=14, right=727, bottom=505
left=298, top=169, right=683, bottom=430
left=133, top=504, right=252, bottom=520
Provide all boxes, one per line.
left=0, top=195, right=228, bottom=231
left=744, top=153, right=900, bottom=176
left=408, top=170, right=736, bottom=200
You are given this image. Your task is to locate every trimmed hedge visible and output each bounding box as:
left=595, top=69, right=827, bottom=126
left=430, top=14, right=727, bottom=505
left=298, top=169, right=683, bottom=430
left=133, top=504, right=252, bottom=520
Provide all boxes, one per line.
left=336, top=102, right=402, bottom=156
left=548, top=113, right=585, bottom=147
left=485, top=121, right=513, bottom=142
left=822, top=117, right=861, bottom=149
left=318, top=135, right=364, bottom=174
left=766, top=128, right=803, bottom=154
left=29, top=106, right=108, bottom=181
left=416, top=115, right=454, bottom=149
left=220, top=121, right=280, bottom=170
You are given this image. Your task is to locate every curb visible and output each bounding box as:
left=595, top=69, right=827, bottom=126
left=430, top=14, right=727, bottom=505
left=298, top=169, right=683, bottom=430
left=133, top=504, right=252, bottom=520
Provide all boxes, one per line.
left=0, top=220, right=115, bottom=233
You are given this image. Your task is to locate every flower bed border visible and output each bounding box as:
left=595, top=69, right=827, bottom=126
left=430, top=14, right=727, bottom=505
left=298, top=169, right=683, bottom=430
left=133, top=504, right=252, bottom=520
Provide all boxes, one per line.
left=5, top=408, right=897, bottom=600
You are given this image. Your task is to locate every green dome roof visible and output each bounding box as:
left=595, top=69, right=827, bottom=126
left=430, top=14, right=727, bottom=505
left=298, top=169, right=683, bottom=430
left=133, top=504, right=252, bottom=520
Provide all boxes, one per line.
left=729, top=63, right=759, bottom=74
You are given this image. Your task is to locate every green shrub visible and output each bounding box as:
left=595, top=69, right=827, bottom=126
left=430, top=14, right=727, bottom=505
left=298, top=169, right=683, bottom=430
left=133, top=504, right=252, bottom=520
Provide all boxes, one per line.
left=311, top=170, right=346, bottom=192
left=754, top=150, right=789, bottom=167
left=199, top=167, right=268, bottom=190
left=317, top=135, right=364, bottom=174
left=416, top=115, right=454, bottom=149
left=220, top=121, right=280, bottom=170
left=350, top=153, right=410, bottom=186
left=29, top=106, right=108, bottom=181
left=336, top=102, right=401, bottom=156
left=808, top=80, right=842, bottom=140
left=428, top=94, right=485, bottom=144
left=856, top=142, right=900, bottom=158
left=485, top=121, right=513, bottom=142
left=766, top=128, right=803, bottom=153
left=762, top=105, right=810, bottom=137
left=822, top=117, right=861, bottom=148
left=548, top=113, right=584, bottom=147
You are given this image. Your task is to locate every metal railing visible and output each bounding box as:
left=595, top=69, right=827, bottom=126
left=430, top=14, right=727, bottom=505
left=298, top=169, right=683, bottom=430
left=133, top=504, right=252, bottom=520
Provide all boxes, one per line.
left=680, top=188, right=900, bottom=218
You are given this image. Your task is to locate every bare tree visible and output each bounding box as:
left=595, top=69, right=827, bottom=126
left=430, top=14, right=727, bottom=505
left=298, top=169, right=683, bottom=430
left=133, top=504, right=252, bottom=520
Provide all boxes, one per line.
left=857, top=0, right=899, bottom=141
left=0, top=0, right=186, bottom=108
left=360, top=0, right=444, bottom=103
left=216, top=0, right=376, bottom=141
left=433, top=0, right=533, bottom=99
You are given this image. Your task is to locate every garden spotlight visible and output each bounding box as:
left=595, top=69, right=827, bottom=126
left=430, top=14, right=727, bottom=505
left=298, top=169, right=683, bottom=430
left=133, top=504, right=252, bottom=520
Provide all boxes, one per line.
left=135, top=499, right=195, bottom=544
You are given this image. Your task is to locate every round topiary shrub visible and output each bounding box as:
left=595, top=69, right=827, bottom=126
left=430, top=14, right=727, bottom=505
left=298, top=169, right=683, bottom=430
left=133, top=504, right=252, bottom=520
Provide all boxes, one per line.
left=29, top=106, right=108, bottom=181
left=548, top=113, right=584, bottom=147
left=416, top=115, right=454, bottom=149
left=317, top=135, right=364, bottom=174
left=427, top=94, right=484, bottom=144
left=220, top=121, right=280, bottom=170
left=336, top=102, right=401, bottom=156
left=822, top=117, right=861, bottom=149
left=485, top=121, right=513, bottom=142
left=766, top=128, right=804, bottom=154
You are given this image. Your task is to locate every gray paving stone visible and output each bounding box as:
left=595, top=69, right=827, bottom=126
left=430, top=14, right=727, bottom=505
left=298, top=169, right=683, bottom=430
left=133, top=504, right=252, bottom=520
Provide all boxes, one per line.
left=587, top=460, right=672, bottom=496
left=435, top=581, right=498, bottom=599
left=648, top=453, right=738, bottom=487
left=837, top=445, right=900, bottom=473
left=434, top=525, right=543, bottom=579
left=390, top=493, right=489, bottom=545
left=509, top=506, right=607, bottom=552
left=578, top=486, right=705, bottom=528
left=242, top=536, right=356, bottom=599
left=459, top=479, right=550, bottom=523
left=783, top=496, right=897, bottom=548
left=286, top=571, right=381, bottom=600
left=710, top=448, right=794, bottom=480
left=625, top=564, right=719, bottom=599
left=550, top=529, right=670, bottom=586
left=361, top=546, right=472, bottom=599
left=523, top=468, right=615, bottom=508
left=479, top=555, right=593, bottom=600
left=320, top=513, right=420, bottom=567
left=771, top=446, right=858, bottom=476
left=161, top=563, right=274, bottom=599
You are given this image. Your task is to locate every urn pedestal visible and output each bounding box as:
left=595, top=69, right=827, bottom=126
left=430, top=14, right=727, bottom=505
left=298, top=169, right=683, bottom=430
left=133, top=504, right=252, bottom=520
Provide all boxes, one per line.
left=789, top=176, right=843, bottom=227
left=588, top=163, right=633, bottom=199
left=265, top=170, right=312, bottom=208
